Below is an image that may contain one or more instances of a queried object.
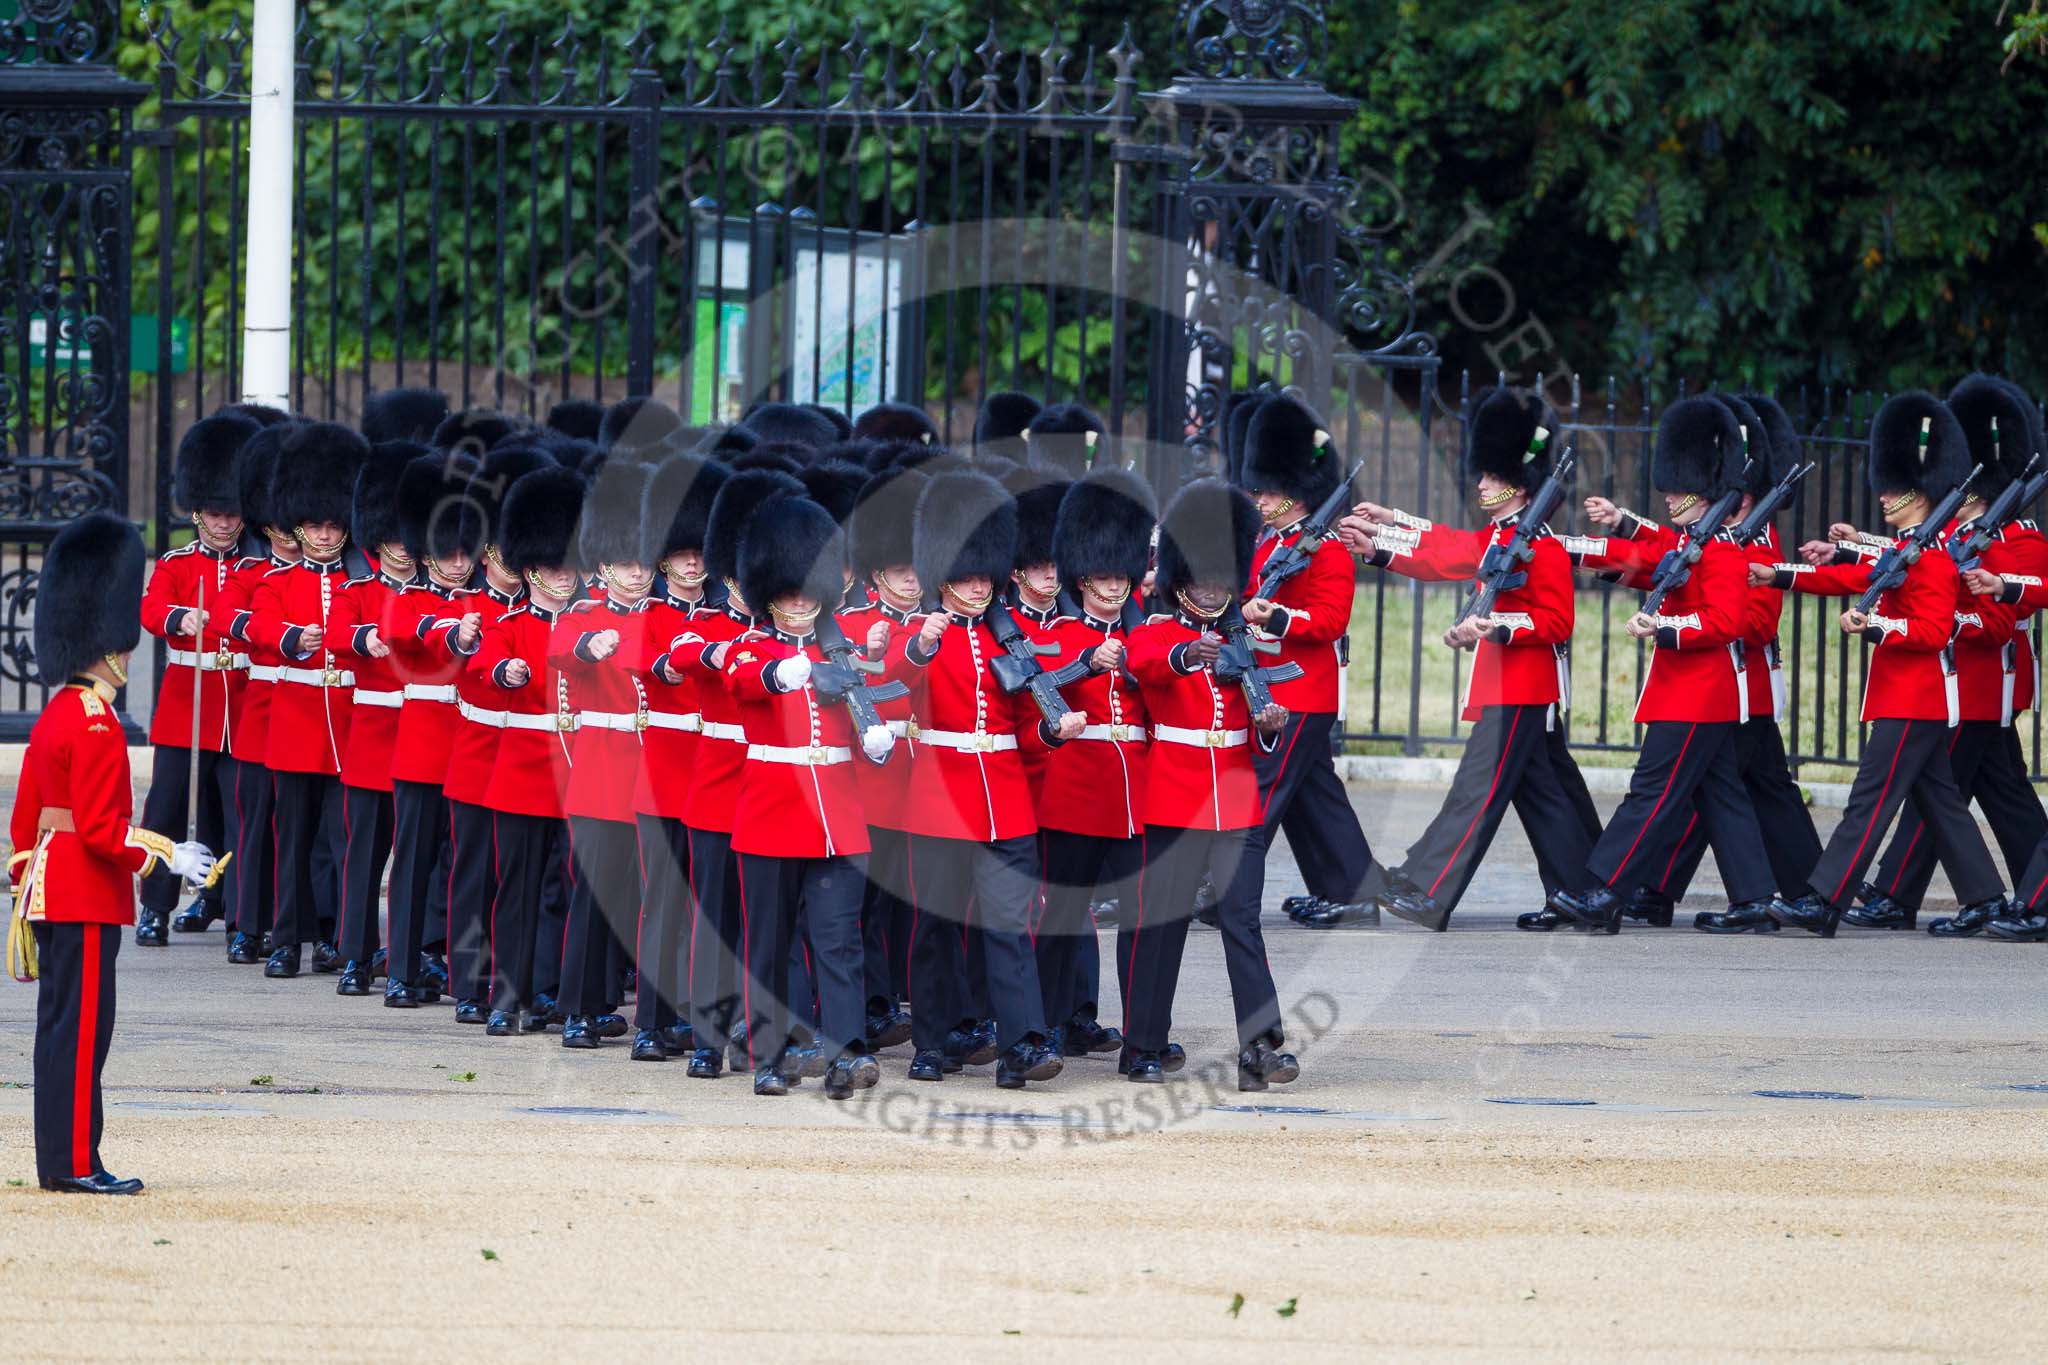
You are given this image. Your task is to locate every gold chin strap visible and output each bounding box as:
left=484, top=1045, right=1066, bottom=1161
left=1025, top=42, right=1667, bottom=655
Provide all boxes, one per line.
left=1881, top=490, right=1917, bottom=517
left=771, top=602, right=821, bottom=631
left=1479, top=486, right=1515, bottom=509
left=102, top=653, right=128, bottom=686
left=1086, top=579, right=1133, bottom=608
left=483, top=544, right=507, bottom=572
left=1670, top=493, right=1701, bottom=519
left=600, top=565, right=650, bottom=594
left=944, top=586, right=993, bottom=614
left=1175, top=589, right=1226, bottom=622
left=663, top=560, right=707, bottom=588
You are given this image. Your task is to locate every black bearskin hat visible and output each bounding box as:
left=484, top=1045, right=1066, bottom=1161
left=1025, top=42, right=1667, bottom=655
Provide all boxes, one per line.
left=220, top=401, right=289, bottom=428
left=546, top=399, right=605, bottom=443
left=471, top=445, right=557, bottom=547
left=1654, top=396, right=1745, bottom=497
left=1024, top=404, right=1107, bottom=480
left=174, top=412, right=259, bottom=516
left=35, top=511, right=144, bottom=687
left=273, top=422, right=369, bottom=530
left=1464, top=387, right=1556, bottom=490
left=739, top=402, right=839, bottom=451
left=1222, top=392, right=1270, bottom=484
left=1242, top=396, right=1341, bottom=508
left=577, top=460, right=656, bottom=571
left=915, top=470, right=1016, bottom=591
left=1868, top=391, right=1970, bottom=502
left=1003, top=467, right=1069, bottom=572
left=362, top=387, right=450, bottom=445
left=809, top=405, right=855, bottom=442
left=643, top=455, right=730, bottom=564
left=433, top=409, right=525, bottom=460
left=701, top=424, right=757, bottom=458
left=499, top=466, right=587, bottom=575
left=1993, top=378, right=2046, bottom=467
left=1054, top=468, right=1156, bottom=586
left=731, top=447, right=807, bottom=477
left=801, top=461, right=868, bottom=526
left=854, top=402, right=938, bottom=445
left=601, top=396, right=684, bottom=453
left=235, top=422, right=295, bottom=536
left=706, top=468, right=806, bottom=592
left=352, top=441, right=421, bottom=552
left=1737, top=393, right=1803, bottom=497
left=1946, top=374, right=2036, bottom=501
left=399, top=452, right=485, bottom=563
left=739, top=496, right=848, bottom=614
left=850, top=466, right=929, bottom=579
left=975, top=391, right=1041, bottom=458
left=1154, top=478, right=1260, bottom=604
left=1709, top=393, right=1772, bottom=500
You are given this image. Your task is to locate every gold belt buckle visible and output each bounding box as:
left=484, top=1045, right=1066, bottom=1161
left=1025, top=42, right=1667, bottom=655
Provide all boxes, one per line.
left=321, top=668, right=341, bottom=687
left=557, top=710, right=576, bottom=733
left=971, top=732, right=994, bottom=752
left=1203, top=729, right=1225, bottom=747
left=906, top=720, right=921, bottom=741
left=635, top=710, right=649, bottom=733
left=1109, top=724, right=1131, bottom=742
left=213, top=647, right=232, bottom=670
left=807, top=745, right=827, bottom=764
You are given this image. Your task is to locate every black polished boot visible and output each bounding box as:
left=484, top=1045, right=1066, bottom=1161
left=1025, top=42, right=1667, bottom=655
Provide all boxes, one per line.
left=453, top=999, right=486, bottom=1025
left=1928, top=898, right=2006, bottom=938
left=1123, top=1049, right=1165, bottom=1083
left=1987, top=906, right=2048, bottom=942
left=227, top=931, right=261, bottom=964
left=43, top=1170, right=143, bottom=1195
left=686, top=1048, right=724, bottom=1078
left=134, top=909, right=168, bottom=948
left=994, top=1037, right=1063, bottom=1089
left=560, top=1016, right=600, bottom=1049
left=864, top=1005, right=912, bottom=1051
left=1694, top=899, right=1785, bottom=933
left=1281, top=894, right=1322, bottom=922
left=383, top=980, right=419, bottom=1009
left=658, top=1023, right=695, bottom=1054
left=1237, top=1033, right=1301, bottom=1092
left=1845, top=884, right=1916, bottom=930
left=171, top=900, right=222, bottom=933
left=263, top=944, right=301, bottom=978
left=485, top=1010, right=520, bottom=1036
left=1516, top=908, right=1565, bottom=931
left=591, top=1013, right=629, bottom=1039
left=1768, top=892, right=1843, bottom=937
left=1624, top=888, right=1675, bottom=927
left=1300, top=899, right=1381, bottom=929
left=335, top=962, right=372, bottom=996
left=1089, top=897, right=1121, bottom=928
left=1377, top=868, right=1451, bottom=931
left=1549, top=885, right=1624, bottom=935
left=907, top=1050, right=946, bottom=1082
left=310, top=940, right=341, bottom=974
left=630, top=1029, right=669, bottom=1061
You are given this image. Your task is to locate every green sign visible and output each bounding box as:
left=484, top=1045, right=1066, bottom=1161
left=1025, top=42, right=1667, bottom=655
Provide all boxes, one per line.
left=27, top=313, right=191, bottom=374
left=687, top=299, right=748, bottom=425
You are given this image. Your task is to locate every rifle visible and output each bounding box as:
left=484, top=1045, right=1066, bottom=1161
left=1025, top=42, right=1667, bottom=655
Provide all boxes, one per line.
left=1213, top=600, right=1304, bottom=717
left=812, top=614, right=912, bottom=766
left=985, top=600, right=1091, bottom=728
left=1638, top=480, right=1751, bottom=616
left=1854, top=466, right=1981, bottom=614
left=1455, top=449, right=1576, bottom=625
left=1730, top=461, right=1816, bottom=547
left=1948, top=454, right=2046, bottom=572
left=1251, top=456, right=1356, bottom=602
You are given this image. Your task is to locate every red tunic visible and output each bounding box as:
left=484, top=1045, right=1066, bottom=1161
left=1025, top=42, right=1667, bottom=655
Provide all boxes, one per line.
left=384, top=583, right=473, bottom=786
left=1775, top=530, right=1960, bottom=723
left=881, top=614, right=1051, bottom=843
left=1032, top=612, right=1149, bottom=838
left=1370, top=514, right=1574, bottom=720
left=1948, top=519, right=2048, bottom=723
left=1246, top=528, right=1353, bottom=714
left=244, top=559, right=360, bottom=775
left=625, top=597, right=705, bottom=821
left=475, top=603, right=575, bottom=820
left=1126, top=615, right=1263, bottom=832
left=441, top=583, right=522, bottom=807
left=725, top=631, right=871, bottom=859
left=335, top=575, right=407, bottom=793
left=220, top=555, right=285, bottom=765
left=675, top=605, right=760, bottom=835
left=547, top=598, right=655, bottom=823
left=9, top=681, right=168, bottom=926
left=835, top=601, right=920, bottom=833
left=141, top=542, right=246, bottom=752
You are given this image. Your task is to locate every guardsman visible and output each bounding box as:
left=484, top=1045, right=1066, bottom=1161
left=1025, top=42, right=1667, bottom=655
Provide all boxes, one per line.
left=885, top=470, right=1078, bottom=1089
left=621, top=453, right=728, bottom=1062
left=1227, top=396, right=1383, bottom=930
left=838, top=465, right=928, bottom=1050
left=243, top=423, right=369, bottom=978
left=1032, top=468, right=1154, bottom=1059
left=1546, top=397, right=1783, bottom=932
left=1854, top=376, right=2048, bottom=935
left=1338, top=389, right=1599, bottom=930
left=475, top=465, right=585, bottom=1034
left=9, top=513, right=216, bottom=1193
left=136, top=412, right=257, bottom=945
left=328, top=442, right=416, bottom=996
left=727, top=495, right=890, bottom=1097
left=1758, top=393, right=2007, bottom=935
left=668, top=468, right=801, bottom=1075
left=1122, top=479, right=1296, bottom=1088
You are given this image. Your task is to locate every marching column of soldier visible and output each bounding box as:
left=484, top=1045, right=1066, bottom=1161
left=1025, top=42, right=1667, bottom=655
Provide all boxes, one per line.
left=13, top=372, right=2048, bottom=1192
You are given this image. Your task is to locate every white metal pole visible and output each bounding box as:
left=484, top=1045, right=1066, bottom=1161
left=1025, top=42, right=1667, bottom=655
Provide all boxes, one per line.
left=240, top=0, right=295, bottom=410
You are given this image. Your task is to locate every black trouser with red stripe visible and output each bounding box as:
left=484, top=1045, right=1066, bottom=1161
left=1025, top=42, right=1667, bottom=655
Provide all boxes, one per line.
left=1589, top=720, right=1772, bottom=902
left=563, top=815, right=638, bottom=1018
left=1866, top=721, right=2044, bottom=909
left=138, top=744, right=233, bottom=916
left=634, top=814, right=691, bottom=1033
left=445, top=799, right=498, bottom=1004
left=386, top=780, right=448, bottom=988
left=270, top=771, right=341, bottom=951
left=487, top=811, right=564, bottom=1018
left=1125, top=824, right=1277, bottom=1053
left=861, top=826, right=914, bottom=1011
left=739, top=852, right=869, bottom=1071
left=1398, top=704, right=1599, bottom=912
left=32, top=922, right=118, bottom=1184
left=1220, top=711, right=1378, bottom=921
left=906, top=834, right=1047, bottom=1054
left=229, top=760, right=274, bottom=941
left=335, top=784, right=393, bottom=965
left=1806, top=718, right=2004, bottom=909
left=686, top=827, right=743, bottom=1054
left=1037, top=829, right=1131, bottom=1029
left=1651, top=716, right=1819, bottom=902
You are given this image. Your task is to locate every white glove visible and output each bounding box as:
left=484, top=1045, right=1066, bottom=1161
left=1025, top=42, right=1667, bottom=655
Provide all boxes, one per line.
left=170, top=841, right=217, bottom=887
left=773, top=653, right=813, bottom=691
left=861, top=723, right=894, bottom=762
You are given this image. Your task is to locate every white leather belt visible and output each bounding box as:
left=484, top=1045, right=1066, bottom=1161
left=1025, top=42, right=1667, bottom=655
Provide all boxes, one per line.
left=166, top=648, right=249, bottom=671
left=746, top=743, right=853, bottom=766
left=1076, top=723, right=1143, bottom=743
left=352, top=688, right=404, bottom=708
left=247, top=665, right=281, bottom=683
left=457, top=698, right=507, bottom=728
left=701, top=720, right=748, bottom=743
left=403, top=683, right=458, bottom=704
left=917, top=728, right=1018, bottom=752
left=885, top=720, right=911, bottom=739
left=1152, top=723, right=1248, bottom=748
left=644, top=711, right=703, bottom=733
left=577, top=709, right=643, bottom=734
left=276, top=665, right=355, bottom=688
left=502, top=710, right=574, bottom=733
